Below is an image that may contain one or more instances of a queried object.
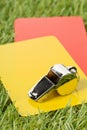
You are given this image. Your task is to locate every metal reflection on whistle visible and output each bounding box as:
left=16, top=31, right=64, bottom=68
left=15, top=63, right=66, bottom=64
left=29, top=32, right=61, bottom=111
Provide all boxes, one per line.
left=28, top=64, right=79, bottom=101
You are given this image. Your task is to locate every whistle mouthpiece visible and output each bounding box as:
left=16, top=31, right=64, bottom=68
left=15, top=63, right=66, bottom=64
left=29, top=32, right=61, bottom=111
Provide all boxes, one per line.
left=28, top=76, right=55, bottom=101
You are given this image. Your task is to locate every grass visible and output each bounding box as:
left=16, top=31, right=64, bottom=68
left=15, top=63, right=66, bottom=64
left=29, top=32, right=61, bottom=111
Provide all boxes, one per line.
left=0, top=0, right=87, bottom=129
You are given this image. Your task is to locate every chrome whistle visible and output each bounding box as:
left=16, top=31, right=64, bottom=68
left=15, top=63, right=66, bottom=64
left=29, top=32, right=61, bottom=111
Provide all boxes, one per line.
left=28, top=64, right=79, bottom=101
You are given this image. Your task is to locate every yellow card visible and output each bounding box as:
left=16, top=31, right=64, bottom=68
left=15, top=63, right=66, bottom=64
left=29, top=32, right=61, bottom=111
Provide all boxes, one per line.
left=0, top=36, right=87, bottom=116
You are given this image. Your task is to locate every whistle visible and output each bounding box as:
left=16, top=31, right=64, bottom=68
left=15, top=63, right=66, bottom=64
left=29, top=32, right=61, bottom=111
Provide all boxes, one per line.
left=28, top=64, right=79, bottom=101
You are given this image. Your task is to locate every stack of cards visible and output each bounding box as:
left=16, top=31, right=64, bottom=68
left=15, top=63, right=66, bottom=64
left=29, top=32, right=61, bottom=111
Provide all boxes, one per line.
left=0, top=17, right=87, bottom=116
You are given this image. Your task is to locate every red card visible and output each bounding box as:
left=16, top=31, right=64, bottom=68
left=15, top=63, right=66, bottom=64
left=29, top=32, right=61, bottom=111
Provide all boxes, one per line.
left=14, top=17, right=87, bottom=75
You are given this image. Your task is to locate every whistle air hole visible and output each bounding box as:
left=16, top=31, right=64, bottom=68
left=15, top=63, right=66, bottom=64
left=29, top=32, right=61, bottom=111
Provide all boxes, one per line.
left=46, top=70, right=60, bottom=85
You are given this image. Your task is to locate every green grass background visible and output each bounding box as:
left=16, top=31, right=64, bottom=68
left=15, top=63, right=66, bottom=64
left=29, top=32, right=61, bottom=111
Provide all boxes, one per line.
left=0, top=0, right=87, bottom=129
